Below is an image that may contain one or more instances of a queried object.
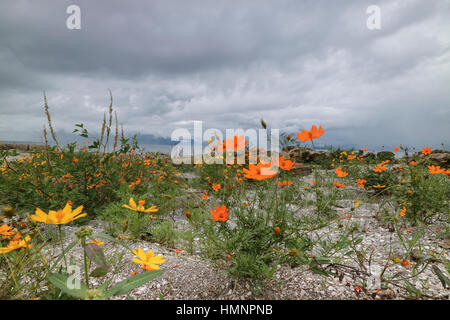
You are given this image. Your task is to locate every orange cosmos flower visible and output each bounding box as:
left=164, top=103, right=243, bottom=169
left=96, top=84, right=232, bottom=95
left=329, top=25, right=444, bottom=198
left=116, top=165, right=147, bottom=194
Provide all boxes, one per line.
left=356, top=179, right=366, bottom=189
left=201, top=192, right=209, bottom=201
left=393, top=147, right=399, bottom=152
left=372, top=163, right=387, bottom=173
left=277, top=180, right=293, bottom=186
left=296, top=125, right=325, bottom=142
left=401, top=259, right=412, bottom=268
left=428, top=165, right=446, bottom=174
left=210, top=205, right=229, bottom=222
left=0, top=224, right=16, bottom=236
left=185, top=211, right=191, bottom=218
left=335, top=167, right=349, bottom=178
left=399, top=207, right=407, bottom=217
left=243, top=161, right=277, bottom=181
left=421, top=147, right=432, bottom=155
left=274, top=227, right=281, bottom=235
left=218, top=135, right=247, bottom=152
left=373, top=184, right=386, bottom=189
left=334, top=182, right=347, bottom=188
left=410, top=161, right=417, bottom=165
left=212, top=183, right=221, bottom=192
left=278, top=156, right=295, bottom=171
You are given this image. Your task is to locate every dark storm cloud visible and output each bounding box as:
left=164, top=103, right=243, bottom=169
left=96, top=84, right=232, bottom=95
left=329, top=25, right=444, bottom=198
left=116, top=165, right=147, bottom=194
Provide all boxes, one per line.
left=0, top=0, right=449, bottom=148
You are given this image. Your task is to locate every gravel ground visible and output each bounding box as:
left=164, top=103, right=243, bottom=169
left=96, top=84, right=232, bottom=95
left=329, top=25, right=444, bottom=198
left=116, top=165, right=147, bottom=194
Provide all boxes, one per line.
left=1, top=157, right=449, bottom=300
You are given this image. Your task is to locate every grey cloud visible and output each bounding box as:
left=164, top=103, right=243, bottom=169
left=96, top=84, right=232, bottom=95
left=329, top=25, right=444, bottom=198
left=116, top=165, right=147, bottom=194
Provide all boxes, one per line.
left=0, top=0, right=449, bottom=150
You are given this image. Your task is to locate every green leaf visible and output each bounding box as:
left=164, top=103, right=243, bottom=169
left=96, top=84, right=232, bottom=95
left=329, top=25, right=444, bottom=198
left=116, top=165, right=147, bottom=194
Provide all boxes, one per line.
left=432, top=265, right=450, bottom=289
left=84, top=243, right=108, bottom=269
left=97, top=278, right=113, bottom=293
left=48, top=273, right=87, bottom=300
left=104, top=269, right=164, bottom=299
left=90, top=266, right=109, bottom=278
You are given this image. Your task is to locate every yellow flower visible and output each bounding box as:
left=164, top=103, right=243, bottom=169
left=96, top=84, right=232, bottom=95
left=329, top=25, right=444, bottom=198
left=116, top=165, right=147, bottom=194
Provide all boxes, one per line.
left=31, top=202, right=87, bottom=225
left=122, top=198, right=158, bottom=213
left=132, top=248, right=166, bottom=271
left=87, top=238, right=104, bottom=246
left=0, top=235, right=33, bottom=254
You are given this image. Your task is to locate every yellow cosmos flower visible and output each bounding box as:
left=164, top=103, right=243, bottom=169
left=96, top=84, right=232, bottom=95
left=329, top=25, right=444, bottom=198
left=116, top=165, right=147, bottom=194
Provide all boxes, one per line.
left=31, top=202, right=87, bottom=225
left=0, top=235, right=33, bottom=254
left=122, top=198, right=158, bottom=213
left=132, top=248, right=166, bottom=271
left=87, top=238, right=104, bottom=246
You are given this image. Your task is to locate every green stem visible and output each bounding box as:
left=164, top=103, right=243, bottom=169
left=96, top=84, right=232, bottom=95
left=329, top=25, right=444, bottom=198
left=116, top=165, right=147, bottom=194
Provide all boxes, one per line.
left=58, top=225, right=68, bottom=270
left=81, top=238, right=90, bottom=289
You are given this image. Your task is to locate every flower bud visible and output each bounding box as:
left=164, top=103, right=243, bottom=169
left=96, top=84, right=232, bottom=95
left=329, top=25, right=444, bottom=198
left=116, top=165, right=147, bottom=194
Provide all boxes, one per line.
left=3, top=206, right=14, bottom=218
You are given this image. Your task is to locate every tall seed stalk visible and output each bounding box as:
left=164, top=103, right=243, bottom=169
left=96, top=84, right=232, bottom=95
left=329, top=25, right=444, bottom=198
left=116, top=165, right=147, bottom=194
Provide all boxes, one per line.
left=104, top=89, right=113, bottom=153
left=113, top=110, right=119, bottom=153
left=43, top=91, right=60, bottom=150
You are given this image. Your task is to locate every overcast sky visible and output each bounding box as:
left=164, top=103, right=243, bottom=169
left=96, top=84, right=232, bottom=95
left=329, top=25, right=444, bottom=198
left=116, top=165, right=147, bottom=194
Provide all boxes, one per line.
left=0, top=0, right=449, bottom=150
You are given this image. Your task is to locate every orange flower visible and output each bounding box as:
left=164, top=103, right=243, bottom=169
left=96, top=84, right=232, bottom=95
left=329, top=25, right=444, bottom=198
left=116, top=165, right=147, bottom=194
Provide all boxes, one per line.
left=421, top=147, right=432, bottom=155
left=274, top=227, right=281, bottom=235
left=212, top=183, right=221, bottom=192
left=372, top=184, right=385, bottom=189
left=201, top=192, right=208, bottom=201
left=334, top=181, right=347, bottom=188
left=0, top=224, right=16, bottom=236
left=311, top=181, right=317, bottom=184
left=372, top=163, right=387, bottom=173
left=210, top=205, right=229, bottom=222
left=72, top=157, right=78, bottom=164
left=362, top=148, right=368, bottom=152
left=399, top=206, right=406, bottom=217
left=409, top=161, right=417, bottom=166
left=297, top=125, right=325, bottom=142
left=401, top=259, right=412, bottom=268
left=278, top=156, right=295, bottom=171
left=218, top=135, right=247, bottom=152
left=335, top=167, right=349, bottom=178
left=356, top=179, right=366, bottom=189
left=393, top=147, right=399, bottom=152
left=428, top=165, right=446, bottom=174
left=277, top=180, right=293, bottom=186
left=243, top=161, right=277, bottom=181
left=185, top=211, right=191, bottom=218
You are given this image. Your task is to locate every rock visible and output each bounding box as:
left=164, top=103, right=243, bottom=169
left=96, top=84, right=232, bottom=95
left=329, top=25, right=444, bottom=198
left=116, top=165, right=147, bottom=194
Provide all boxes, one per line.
left=376, top=151, right=395, bottom=161
left=363, top=152, right=376, bottom=160
left=428, top=151, right=450, bottom=168
left=291, top=163, right=313, bottom=176
left=288, top=147, right=332, bottom=163
left=0, top=143, right=45, bottom=151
